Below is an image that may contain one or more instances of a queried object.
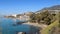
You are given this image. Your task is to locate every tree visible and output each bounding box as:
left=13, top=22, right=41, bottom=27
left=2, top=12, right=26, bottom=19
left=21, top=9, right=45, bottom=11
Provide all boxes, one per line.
left=29, top=10, right=54, bottom=25
left=34, top=13, right=41, bottom=23
left=59, top=12, right=60, bottom=27
left=40, top=10, right=54, bottom=25
left=28, top=12, right=36, bottom=23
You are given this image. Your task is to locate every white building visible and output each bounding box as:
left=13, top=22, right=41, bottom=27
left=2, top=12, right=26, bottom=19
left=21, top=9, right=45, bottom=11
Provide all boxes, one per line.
left=19, top=15, right=30, bottom=21
left=10, top=14, right=17, bottom=17
left=16, top=13, right=30, bottom=21
left=48, top=10, right=60, bottom=14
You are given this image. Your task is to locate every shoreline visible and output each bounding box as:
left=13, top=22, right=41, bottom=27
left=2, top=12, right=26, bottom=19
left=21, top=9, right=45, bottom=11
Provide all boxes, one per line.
left=23, top=22, right=48, bottom=29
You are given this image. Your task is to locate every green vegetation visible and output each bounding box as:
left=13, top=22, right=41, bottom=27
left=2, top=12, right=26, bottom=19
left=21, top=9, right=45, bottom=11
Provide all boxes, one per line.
left=41, top=20, right=59, bottom=34
left=59, top=12, right=60, bottom=27
left=41, top=11, right=60, bottom=34
left=29, top=10, right=55, bottom=25
left=28, top=10, right=60, bottom=34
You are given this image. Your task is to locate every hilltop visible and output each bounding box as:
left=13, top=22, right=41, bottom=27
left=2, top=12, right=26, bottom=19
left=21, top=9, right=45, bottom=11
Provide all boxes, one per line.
left=36, top=5, right=60, bottom=13
left=42, top=5, right=60, bottom=10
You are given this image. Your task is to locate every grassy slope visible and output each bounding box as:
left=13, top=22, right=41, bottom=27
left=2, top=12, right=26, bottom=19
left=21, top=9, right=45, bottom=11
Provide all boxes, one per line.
left=41, top=20, right=59, bottom=34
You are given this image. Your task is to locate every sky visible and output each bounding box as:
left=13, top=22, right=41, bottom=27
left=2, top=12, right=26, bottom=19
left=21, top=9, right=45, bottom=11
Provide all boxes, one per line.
left=0, top=0, right=60, bottom=15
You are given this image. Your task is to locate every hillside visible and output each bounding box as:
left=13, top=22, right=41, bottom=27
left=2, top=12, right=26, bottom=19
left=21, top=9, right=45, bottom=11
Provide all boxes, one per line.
left=36, top=5, right=60, bottom=13
left=42, top=5, right=60, bottom=10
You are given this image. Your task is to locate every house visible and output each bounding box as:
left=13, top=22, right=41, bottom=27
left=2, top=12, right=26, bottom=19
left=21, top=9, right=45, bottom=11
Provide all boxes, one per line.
left=16, top=14, right=30, bottom=21
left=48, top=10, right=60, bottom=14
left=11, top=14, right=17, bottom=17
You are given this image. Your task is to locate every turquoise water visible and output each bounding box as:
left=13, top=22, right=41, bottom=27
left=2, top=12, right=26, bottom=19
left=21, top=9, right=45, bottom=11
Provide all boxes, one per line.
left=0, top=18, right=39, bottom=34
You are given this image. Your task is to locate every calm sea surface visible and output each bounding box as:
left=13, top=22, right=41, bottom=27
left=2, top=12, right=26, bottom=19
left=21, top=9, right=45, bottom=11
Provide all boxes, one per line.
left=0, top=17, right=38, bottom=34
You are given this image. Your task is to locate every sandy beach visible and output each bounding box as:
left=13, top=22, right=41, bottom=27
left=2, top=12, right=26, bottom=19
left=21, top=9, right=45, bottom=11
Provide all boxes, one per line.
left=23, top=22, right=47, bottom=29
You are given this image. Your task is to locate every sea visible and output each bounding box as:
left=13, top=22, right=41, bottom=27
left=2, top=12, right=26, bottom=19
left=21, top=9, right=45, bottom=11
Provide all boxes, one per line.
left=0, top=17, right=39, bottom=34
